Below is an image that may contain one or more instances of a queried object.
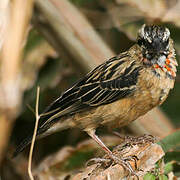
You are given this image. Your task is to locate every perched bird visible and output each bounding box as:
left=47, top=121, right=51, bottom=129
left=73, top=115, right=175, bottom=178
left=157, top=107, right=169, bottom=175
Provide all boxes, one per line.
left=14, top=25, right=177, bottom=160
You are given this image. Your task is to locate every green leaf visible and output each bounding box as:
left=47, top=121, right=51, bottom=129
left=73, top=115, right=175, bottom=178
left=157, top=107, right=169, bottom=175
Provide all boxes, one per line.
left=157, top=130, right=180, bottom=152
left=158, top=174, right=168, bottom=180
left=144, top=173, right=156, bottom=180
left=164, top=162, right=173, bottom=174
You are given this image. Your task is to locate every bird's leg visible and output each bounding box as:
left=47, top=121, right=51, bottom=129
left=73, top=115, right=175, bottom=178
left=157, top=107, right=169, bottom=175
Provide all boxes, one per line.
left=86, top=129, right=137, bottom=176
left=86, top=129, right=112, bottom=166
left=87, top=129, right=112, bottom=155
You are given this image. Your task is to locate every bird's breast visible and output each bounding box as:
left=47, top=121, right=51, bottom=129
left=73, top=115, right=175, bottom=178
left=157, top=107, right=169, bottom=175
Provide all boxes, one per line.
left=136, top=67, right=175, bottom=106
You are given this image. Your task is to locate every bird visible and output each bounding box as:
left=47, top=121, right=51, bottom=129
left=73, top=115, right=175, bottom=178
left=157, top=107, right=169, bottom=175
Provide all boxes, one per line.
left=14, top=24, right=178, bottom=162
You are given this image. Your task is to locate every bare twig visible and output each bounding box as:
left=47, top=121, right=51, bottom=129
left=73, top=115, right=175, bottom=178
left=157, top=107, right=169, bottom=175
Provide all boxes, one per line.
left=28, top=86, right=40, bottom=180
left=107, top=172, right=111, bottom=180
left=26, top=104, right=36, bottom=116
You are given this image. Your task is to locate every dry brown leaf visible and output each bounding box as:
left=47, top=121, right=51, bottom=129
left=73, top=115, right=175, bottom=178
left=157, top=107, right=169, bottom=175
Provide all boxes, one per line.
left=96, top=0, right=180, bottom=40
left=163, top=1, right=180, bottom=26
left=22, top=40, right=56, bottom=91
left=116, top=0, right=166, bottom=19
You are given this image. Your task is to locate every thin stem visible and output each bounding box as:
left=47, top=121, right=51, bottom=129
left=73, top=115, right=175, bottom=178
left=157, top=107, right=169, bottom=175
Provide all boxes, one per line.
left=28, top=86, right=40, bottom=180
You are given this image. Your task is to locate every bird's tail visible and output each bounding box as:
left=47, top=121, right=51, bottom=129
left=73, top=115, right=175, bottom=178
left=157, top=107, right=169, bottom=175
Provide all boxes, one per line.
left=13, top=90, right=80, bottom=157
left=12, top=125, right=48, bottom=157
left=13, top=115, right=72, bottom=157
left=13, top=135, right=34, bottom=158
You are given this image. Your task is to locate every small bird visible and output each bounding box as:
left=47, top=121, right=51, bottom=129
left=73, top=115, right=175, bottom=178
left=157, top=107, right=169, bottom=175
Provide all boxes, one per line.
left=14, top=24, right=178, bottom=160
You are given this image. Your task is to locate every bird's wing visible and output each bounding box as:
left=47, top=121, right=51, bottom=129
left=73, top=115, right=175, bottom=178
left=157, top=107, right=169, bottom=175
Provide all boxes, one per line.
left=39, top=53, right=142, bottom=128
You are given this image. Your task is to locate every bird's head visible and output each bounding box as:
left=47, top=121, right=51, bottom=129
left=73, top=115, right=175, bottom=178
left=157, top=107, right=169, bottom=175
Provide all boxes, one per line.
left=137, top=24, right=171, bottom=67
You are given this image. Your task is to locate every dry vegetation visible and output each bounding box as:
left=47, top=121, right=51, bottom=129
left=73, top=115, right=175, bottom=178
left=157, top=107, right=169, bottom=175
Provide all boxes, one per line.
left=0, top=0, right=180, bottom=179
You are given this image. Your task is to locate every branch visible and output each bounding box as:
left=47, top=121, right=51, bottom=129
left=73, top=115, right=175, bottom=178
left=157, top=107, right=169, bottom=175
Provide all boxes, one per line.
left=72, top=135, right=165, bottom=179
left=34, top=135, right=165, bottom=179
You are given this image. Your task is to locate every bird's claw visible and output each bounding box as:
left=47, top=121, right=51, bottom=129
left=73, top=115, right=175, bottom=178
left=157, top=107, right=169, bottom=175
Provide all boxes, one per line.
left=108, top=153, right=139, bottom=179
left=87, top=153, right=139, bottom=178
left=86, top=157, right=110, bottom=167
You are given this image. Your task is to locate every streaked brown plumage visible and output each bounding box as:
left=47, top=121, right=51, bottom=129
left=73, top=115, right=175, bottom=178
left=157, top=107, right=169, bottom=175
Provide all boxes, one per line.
left=14, top=24, right=178, bottom=159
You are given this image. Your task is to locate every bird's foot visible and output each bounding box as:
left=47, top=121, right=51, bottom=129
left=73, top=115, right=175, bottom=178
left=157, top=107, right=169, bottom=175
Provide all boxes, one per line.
left=86, top=153, right=139, bottom=178
left=108, top=153, right=139, bottom=179
left=86, top=157, right=110, bottom=167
